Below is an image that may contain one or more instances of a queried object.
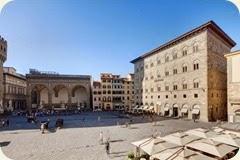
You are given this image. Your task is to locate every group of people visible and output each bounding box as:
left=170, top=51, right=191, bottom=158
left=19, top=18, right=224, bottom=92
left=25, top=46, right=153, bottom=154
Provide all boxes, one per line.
left=0, top=118, right=9, bottom=128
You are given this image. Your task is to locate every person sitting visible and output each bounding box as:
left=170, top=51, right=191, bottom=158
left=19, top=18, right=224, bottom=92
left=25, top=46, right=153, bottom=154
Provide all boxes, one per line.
left=55, top=118, right=64, bottom=129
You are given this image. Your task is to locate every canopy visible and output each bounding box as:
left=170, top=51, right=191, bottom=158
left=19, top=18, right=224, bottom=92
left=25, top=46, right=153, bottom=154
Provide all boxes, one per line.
left=143, top=105, right=149, bottom=110
left=164, top=106, right=170, bottom=111
left=181, top=108, right=188, bottom=113
left=148, top=106, right=154, bottom=111
left=186, top=139, right=238, bottom=158
left=185, top=128, right=221, bottom=139
left=211, top=134, right=240, bottom=147
left=0, top=147, right=13, bottom=160
left=132, top=137, right=179, bottom=156
left=162, top=132, right=201, bottom=146
left=192, top=108, right=200, bottom=115
left=150, top=146, right=183, bottom=160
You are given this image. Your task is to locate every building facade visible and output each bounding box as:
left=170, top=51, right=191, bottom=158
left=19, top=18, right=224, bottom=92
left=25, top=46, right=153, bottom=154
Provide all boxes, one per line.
left=92, top=73, right=134, bottom=111
left=26, top=69, right=91, bottom=110
left=3, top=67, right=27, bottom=112
left=225, top=50, right=240, bottom=123
left=131, top=21, right=236, bottom=122
left=0, top=36, right=7, bottom=113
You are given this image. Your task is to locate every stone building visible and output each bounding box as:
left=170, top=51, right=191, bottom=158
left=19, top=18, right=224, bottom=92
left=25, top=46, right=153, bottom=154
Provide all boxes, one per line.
left=92, top=73, right=134, bottom=111
left=131, top=21, right=236, bottom=122
left=0, top=36, right=7, bottom=113
left=26, top=69, right=91, bottom=110
left=3, top=67, right=27, bottom=112
left=225, top=50, right=240, bottom=123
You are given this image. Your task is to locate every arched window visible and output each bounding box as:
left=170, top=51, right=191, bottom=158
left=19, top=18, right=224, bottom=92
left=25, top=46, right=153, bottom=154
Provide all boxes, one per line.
left=173, top=83, right=178, bottom=90
left=173, top=67, right=178, bottom=75
left=193, top=43, right=199, bottom=53
left=182, top=63, right=188, bottom=73
left=182, top=47, right=188, bottom=56
left=165, top=83, right=169, bottom=91
left=182, top=80, right=187, bottom=90
left=193, top=60, right=200, bottom=70
left=193, top=79, right=200, bottom=88
left=157, top=58, right=161, bottom=65
left=165, top=54, right=170, bottom=62
left=173, top=51, right=178, bottom=60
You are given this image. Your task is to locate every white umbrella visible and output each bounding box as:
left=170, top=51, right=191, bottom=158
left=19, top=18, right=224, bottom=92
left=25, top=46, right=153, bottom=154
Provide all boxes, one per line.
left=186, top=139, right=238, bottom=158
left=132, top=137, right=179, bottom=156
left=150, top=146, right=183, bottom=160
left=162, top=132, right=201, bottom=146
left=211, top=134, right=240, bottom=147
left=185, top=128, right=221, bottom=139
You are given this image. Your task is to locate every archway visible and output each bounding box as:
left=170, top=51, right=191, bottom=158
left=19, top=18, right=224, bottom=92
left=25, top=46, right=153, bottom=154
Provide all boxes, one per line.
left=164, top=103, right=170, bottom=116
left=192, top=104, right=200, bottom=120
left=181, top=104, right=189, bottom=118
left=71, top=85, right=88, bottom=107
left=52, top=85, right=68, bottom=106
left=172, top=104, right=179, bottom=117
left=31, top=84, right=49, bottom=109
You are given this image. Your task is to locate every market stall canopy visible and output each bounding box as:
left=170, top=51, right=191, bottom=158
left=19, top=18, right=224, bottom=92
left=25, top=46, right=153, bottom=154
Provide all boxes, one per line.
left=211, top=134, right=240, bottom=147
left=192, top=108, right=200, bottom=115
left=181, top=108, right=188, bottom=114
left=132, top=137, right=179, bottom=156
left=162, top=132, right=202, bottom=146
left=185, top=128, right=221, bottom=139
left=186, top=139, right=238, bottom=158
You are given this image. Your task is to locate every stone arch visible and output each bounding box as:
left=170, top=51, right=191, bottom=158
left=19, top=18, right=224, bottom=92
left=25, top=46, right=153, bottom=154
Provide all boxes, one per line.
left=172, top=103, right=179, bottom=117
left=71, top=85, right=88, bottom=107
left=30, top=84, right=49, bottom=108
left=52, top=84, right=68, bottom=104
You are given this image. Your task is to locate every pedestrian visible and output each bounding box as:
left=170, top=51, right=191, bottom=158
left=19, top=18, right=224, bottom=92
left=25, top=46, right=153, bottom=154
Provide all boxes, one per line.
left=99, top=131, right=103, bottom=145
left=40, top=123, right=45, bottom=134
left=105, top=141, right=110, bottom=154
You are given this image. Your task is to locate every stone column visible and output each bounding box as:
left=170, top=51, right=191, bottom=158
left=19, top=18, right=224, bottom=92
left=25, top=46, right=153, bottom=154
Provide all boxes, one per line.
left=48, top=89, right=53, bottom=108
left=68, top=89, right=72, bottom=104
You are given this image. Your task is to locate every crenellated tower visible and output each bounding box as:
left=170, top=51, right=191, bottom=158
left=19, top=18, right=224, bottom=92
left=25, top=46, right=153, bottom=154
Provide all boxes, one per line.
left=0, top=36, right=7, bottom=113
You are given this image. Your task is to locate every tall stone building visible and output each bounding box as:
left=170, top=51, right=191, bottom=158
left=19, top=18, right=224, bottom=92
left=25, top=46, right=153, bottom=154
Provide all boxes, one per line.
left=0, top=36, right=7, bottom=113
left=92, top=73, right=134, bottom=111
left=131, top=21, right=236, bottom=122
left=3, top=67, right=27, bottom=112
left=26, top=69, right=91, bottom=110
left=225, top=50, right=240, bottom=123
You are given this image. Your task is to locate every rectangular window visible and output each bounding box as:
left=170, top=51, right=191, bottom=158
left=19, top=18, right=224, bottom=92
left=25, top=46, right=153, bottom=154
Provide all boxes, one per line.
left=173, top=69, right=177, bottom=75
left=165, top=86, right=169, bottom=91
left=166, top=95, right=168, bottom=99
left=183, top=94, right=187, bottom=98
left=165, top=71, right=169, bottom=76
left=173, top=85, right=178, bottom=90
left=174, top=95, right=177, bottom=98
left=194, top=82, right=199, bottom=88
left=194, top=94, right=198, bottom=98
left=158, top=87, right=161, bottom=91
left=183, top=84, right=187, bottom=90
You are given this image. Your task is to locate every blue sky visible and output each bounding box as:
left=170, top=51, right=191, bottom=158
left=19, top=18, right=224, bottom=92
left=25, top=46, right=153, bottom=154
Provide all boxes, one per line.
left=0, top=0, right=239, bottom=80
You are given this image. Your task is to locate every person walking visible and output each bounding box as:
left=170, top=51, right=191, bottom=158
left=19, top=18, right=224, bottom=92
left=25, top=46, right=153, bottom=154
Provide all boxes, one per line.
left=99, top=131, right=103, bottom=145
left=105, top=140, right=110, bottom=154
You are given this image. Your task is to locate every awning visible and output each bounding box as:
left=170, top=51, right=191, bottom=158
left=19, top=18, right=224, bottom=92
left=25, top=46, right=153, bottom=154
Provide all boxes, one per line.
left=181, top=108, right=188, bottom=113
left=164, top=107, right=169, bottom=111
left=148, top=106, right=154, bottom=110
left=143, top=105, right=149, bottom=110
left=192, top=108, right=200, bottom=115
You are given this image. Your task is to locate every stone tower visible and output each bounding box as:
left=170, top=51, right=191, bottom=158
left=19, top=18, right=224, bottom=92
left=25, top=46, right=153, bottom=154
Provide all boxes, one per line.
left=0, top=36, right=7, bottom=113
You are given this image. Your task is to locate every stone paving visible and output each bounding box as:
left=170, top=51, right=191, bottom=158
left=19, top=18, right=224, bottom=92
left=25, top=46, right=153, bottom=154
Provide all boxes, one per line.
left=0, top=112, right=216, bottom=160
